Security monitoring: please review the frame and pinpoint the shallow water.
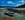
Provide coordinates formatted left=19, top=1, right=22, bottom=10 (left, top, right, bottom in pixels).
left=0, top=12, right=4, bottom=17
left=14, top=13, right=25, bottom=20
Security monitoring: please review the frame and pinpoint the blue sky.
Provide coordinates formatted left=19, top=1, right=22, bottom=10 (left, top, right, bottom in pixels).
left=0, top=0, right=25, bottom=7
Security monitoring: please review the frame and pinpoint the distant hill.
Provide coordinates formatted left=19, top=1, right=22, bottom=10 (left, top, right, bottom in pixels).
left=15, top=4, right=25, bottom=8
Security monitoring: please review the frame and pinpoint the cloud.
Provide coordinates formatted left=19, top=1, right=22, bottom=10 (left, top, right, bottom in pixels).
left=19, top=0, right=25, bottom=4
left=1, top=5, right=5, bottom=6
left=7, top=1, right=15, bottom=4
left=0, top=5, right=9, bottom=6
left=16, top=4, right=24, bottom=7
left=1, top=5, right=7, bottom=6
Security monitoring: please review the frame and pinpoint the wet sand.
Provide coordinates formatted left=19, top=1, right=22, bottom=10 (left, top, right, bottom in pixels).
left=0, top=15, right=14, bottom=20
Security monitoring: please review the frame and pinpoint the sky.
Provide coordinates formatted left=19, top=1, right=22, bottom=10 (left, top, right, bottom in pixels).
left=0, top=0, right=25, bottom=7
